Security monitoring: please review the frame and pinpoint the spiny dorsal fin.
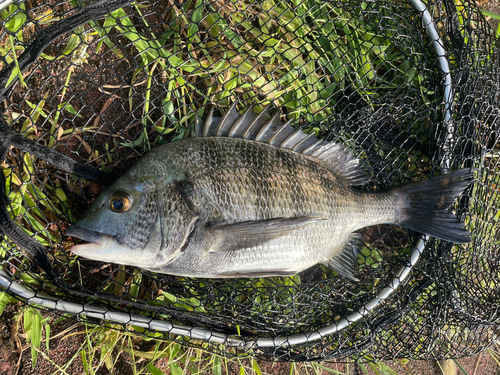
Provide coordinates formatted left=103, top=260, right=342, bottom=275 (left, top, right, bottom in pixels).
left=241, top=106, right=271, bottom=139
left=254, top=112, right=282, bottom=142
left=215, top=101, right=240, bottom=137
left=267, top=118, right=295, bottom=146
left=228, top=106, right=254, bottom=137
left=193, top=113, right=202, bottom=137
left=203, top=107, right=215, bottom=137
left=190, top=104, right=370, bottom=186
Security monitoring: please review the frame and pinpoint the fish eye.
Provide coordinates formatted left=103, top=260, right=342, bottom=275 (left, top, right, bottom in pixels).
left=109, top=192, right=132, bottom=212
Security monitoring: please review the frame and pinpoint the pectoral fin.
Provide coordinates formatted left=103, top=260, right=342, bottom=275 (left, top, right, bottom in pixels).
left=206, top=217, right=324, bottom=253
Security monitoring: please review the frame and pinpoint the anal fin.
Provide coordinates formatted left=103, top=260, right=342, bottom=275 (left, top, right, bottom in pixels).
left=218, top=269, right=299, bottom=278
left=323, top=233, right=363, bottom=282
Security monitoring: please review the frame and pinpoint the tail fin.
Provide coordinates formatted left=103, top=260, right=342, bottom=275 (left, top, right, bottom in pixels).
left=394, top=168, right=473, bottom=243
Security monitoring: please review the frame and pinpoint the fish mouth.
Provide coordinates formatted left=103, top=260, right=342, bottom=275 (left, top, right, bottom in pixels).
left=66, top=226, right=113, bottom=253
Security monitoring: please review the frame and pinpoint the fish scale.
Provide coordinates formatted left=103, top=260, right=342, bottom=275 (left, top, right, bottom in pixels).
left=142, top=137, right=407, bottom=277
left=67, top=105, right=473, bottom=280
left=188, top=168, right=329, bottom=222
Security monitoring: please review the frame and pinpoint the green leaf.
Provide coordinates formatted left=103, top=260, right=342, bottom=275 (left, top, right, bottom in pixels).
left=103, top=342, right=115, bottom=372
left=40, top=52, right=56, bottom=61
left=167, top=54, right=185, bottom=67
left=160, top=291, right=177, bottom=303
left=212, top=356, right=222, bottom=375
left=23, top=307, right=33, bottom=339
left=169, top=362, right=183, bottom=375
left=81, top=350, right=90, bottom=374
left=147, top=364, right=166, bottom=375
left=192, top=0, right=204, bottom=23
left=120, top=132, right=146, bottom=148
left=163, top=100, right=175, bottom=119
left=55, top=188, right=67, bottom=202
left=45, top=323, right=50, bottom=355
left=62, top=102, right=79, bottom=116
left=250, top=358, right=262, bottom=375
left=311, top=363, right=346, bottom=374
left=481, top=9, right=500, bottom=20
left=22, top=153, right=34, bottom=175
left=377, top=362, right=399, bottom=375
left=170, top=343, right=181, bottom=359
left=4, top=5, right=27, bottom=33
left=0, top=293, right=14, bottom=316
left=63, top=33, right=80, bottom=56
left=31, top=310, right=43, bottom=369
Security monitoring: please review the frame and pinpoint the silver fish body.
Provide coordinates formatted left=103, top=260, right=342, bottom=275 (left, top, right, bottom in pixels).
left=67, top=104, right=473, bottom=279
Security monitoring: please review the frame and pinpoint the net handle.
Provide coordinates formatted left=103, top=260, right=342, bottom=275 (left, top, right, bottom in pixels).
left=0, top=0, right=456, bottom=349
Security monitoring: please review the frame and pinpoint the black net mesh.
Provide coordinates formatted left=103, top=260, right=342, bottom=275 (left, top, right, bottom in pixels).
left=0, top=0, right=498, bottom=361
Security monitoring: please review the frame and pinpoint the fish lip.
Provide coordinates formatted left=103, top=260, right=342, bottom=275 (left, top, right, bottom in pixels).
left=66, top=226, right=112, bottom=248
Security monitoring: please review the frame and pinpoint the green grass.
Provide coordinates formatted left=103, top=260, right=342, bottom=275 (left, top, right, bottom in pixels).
left=0, top=301, right=416, bottom=374
left=480, top=9, right=500, bottom=36
left=77, top=0, right=432, bottom=154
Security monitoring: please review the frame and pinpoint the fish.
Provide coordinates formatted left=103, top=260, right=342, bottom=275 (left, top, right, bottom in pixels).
left=66, top=103, right=473, bottom=280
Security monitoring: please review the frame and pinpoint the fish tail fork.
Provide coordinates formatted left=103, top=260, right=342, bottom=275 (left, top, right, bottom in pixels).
left=392, top=168, right=474, bottom=243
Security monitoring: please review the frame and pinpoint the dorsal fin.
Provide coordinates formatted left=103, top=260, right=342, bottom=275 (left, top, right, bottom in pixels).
left=228, top=106, right=254, bottom=137
left=241, top=106, right=271, bottom=139
left=267, top=119, right=295, bottom=146
left=255, top=112, right=281, bottom=142
left=189, top=104, right=370, bottom=186
left=203, top=107, right=215, bottom=137
left=215, top=101, right=240, bottom=136
left=282, top=129, right=312, bottom=150
left=193, top=113, right=202, bottom=137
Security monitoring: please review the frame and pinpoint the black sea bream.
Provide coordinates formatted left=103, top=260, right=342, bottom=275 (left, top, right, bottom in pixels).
left=66, top=104, right=473, bottom=280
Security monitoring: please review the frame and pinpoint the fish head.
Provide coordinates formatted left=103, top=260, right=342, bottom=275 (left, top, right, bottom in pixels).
left=67, top=172, right=166, bottom=268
